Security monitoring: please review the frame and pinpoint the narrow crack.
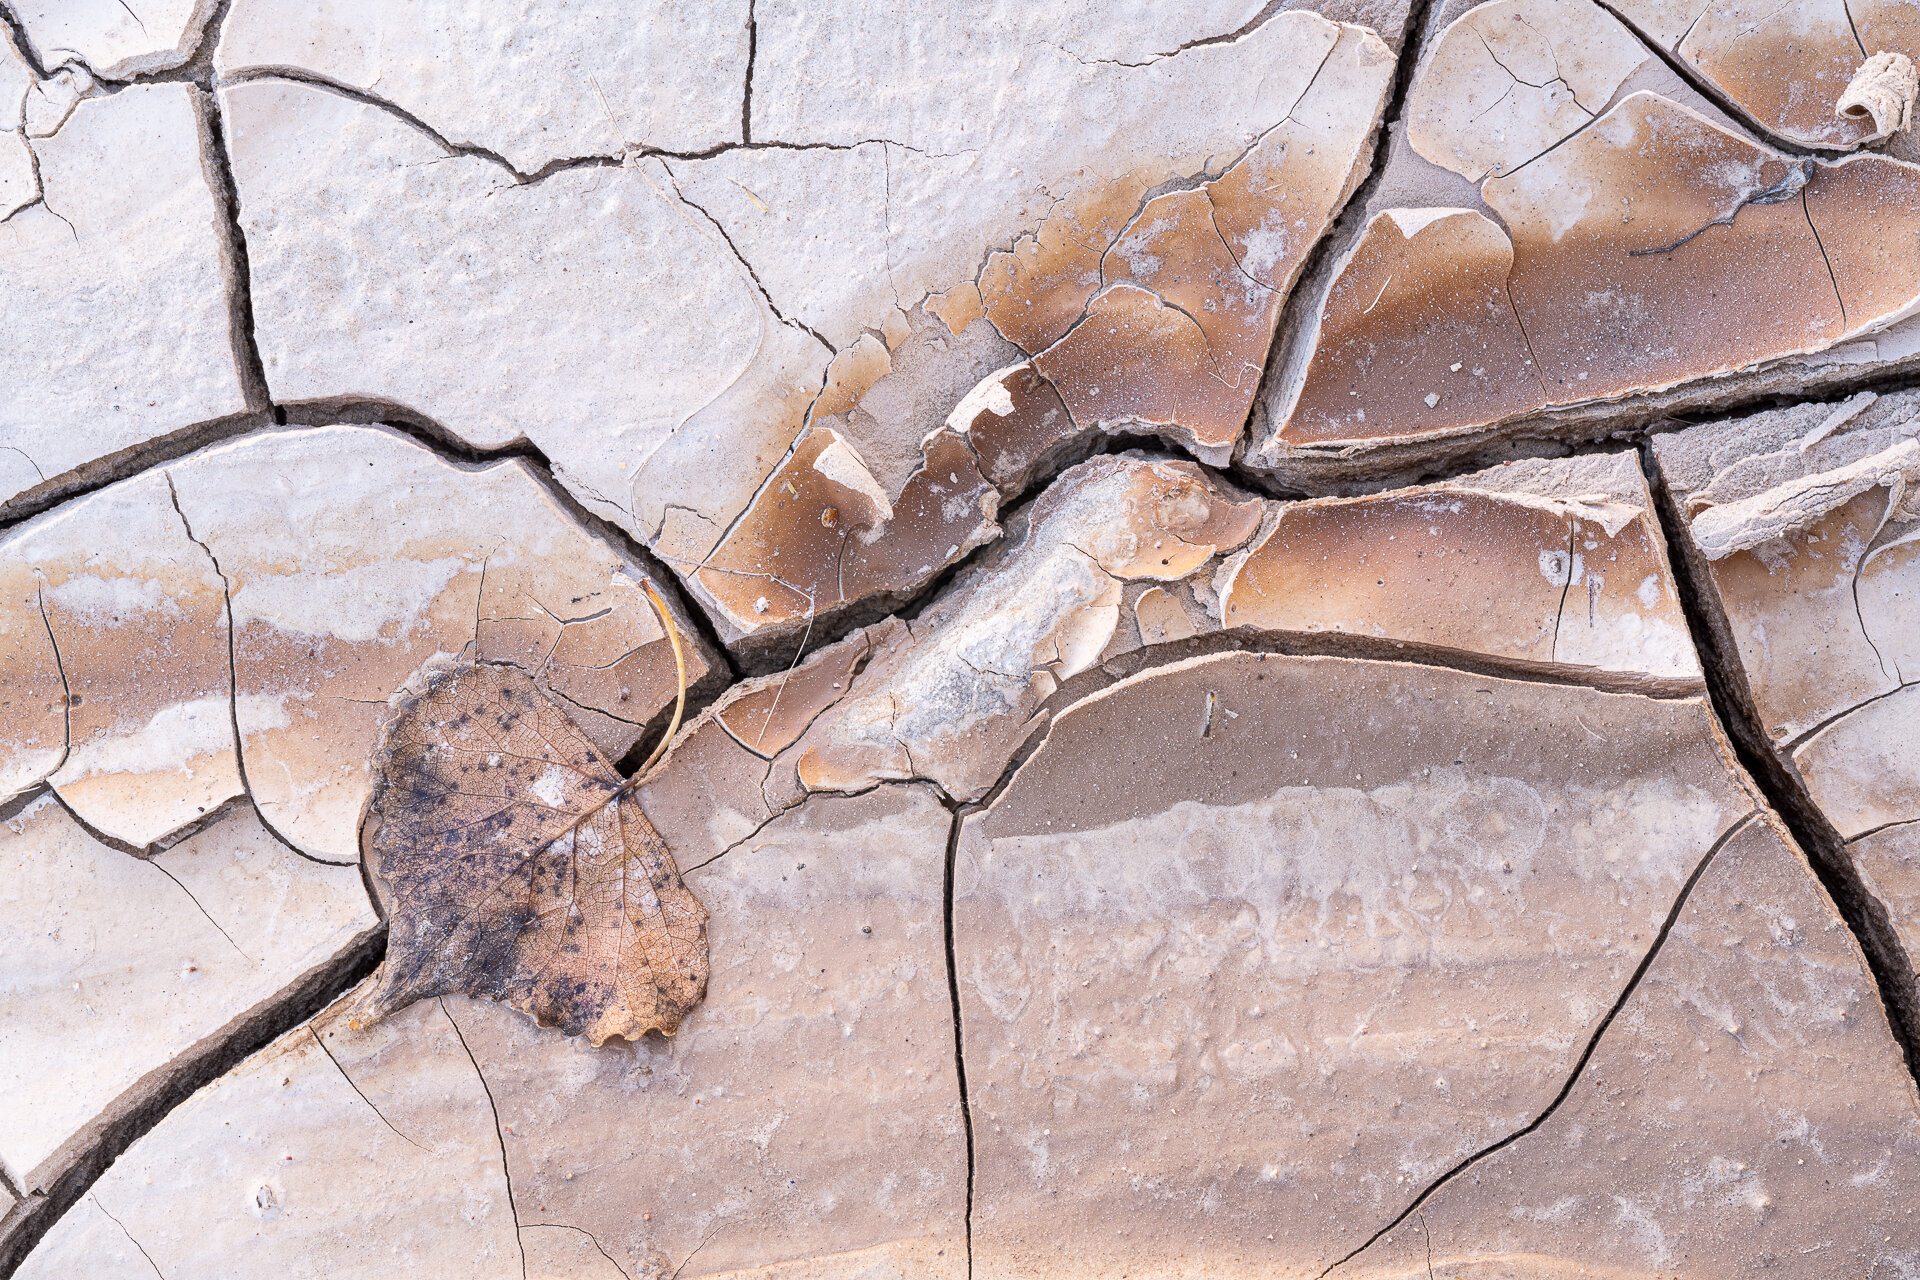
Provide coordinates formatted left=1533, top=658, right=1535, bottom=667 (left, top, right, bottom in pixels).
left=940, top=800, right=977, bottom=1279
left=163, top=470, right=260, bottom=865
left=33, top=582, right=72, bottom=781
left=89, top=1195, right=164, bottom=1280
left=669, top=1224, right=721, bottom=1280
left=308, top=1027, right=431, bottom=1153
left=1802, top=188, right=1849, bottom=329
left=525, top=1222, right=633, bottom=1279
left=1627, top=159, right=1813, bottom=257
left=1049, top=0, right=1306, bottom=67
left=1836, top=0, right=1868, bottom=59
left=190, top=86, right=272, bottom=413
left=1781, top=677, right=1913, bottom=753
left=440, top=999, right=527, bottom=1280
left=658, top=163, right=835, bottom=354
left=214, top=67, right=531, bottom=180
left=1548, top=521, right=1576, bottom=662
left=1851, top=477, right=1905, bottom=682
left=1322, top=811, right=1758, bottom=1277
left=1851, top=814, right=1920, bottom=843
left=151, top=860, right=255, bottom=963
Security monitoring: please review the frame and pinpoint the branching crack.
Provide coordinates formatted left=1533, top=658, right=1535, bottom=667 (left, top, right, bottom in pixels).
left=1627, top=159, right=1813, bottom=257
left=658, top=161, right=835, bottom=355
left=1047, top=0, right=1293, bottom=67
left=525, top=1222, right=633, bottom=1278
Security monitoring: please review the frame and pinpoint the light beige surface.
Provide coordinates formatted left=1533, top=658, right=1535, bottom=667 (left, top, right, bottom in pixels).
left=20, top=784, right=967, bottom=1280
left=2, top=469, right=240, bottom=849
left=217, top=0, right=748, bottom=173
left=956, top=650, right=1756, bottom=1277
left=1348, top=815, right=1920, bottom=1277
left=163, top=424, right=711, bottom=863
left=11, top=0, right=215, bottom=79
left=0, top=80, right=247, bottom=515
left=0, top=797, right=374, bottom=1192
left=1408, top=0, right=1647, bottom=180
left=14, top=994, right=521, bottom=1280
left=219, top=4, right=1400, bottom=651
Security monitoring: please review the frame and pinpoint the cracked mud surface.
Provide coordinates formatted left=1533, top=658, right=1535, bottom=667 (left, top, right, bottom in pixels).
left=5, top=0, right=1920, bottom=1276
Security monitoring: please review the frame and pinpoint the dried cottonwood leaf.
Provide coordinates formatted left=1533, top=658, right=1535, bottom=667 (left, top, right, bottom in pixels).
left=351, top=661, right=708, bottom=1045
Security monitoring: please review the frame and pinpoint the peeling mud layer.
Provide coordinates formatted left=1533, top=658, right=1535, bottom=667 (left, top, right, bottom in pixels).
left=7, top=0, right=1920, bottom=1276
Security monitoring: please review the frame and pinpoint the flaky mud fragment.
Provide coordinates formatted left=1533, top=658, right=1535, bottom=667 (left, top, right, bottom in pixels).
left=1220, top=453, right=1698, bottom=682
left=939, top=361, right=1077, bottom=494
left=791, top=456, right=1261, bottom=801
left=11, top=1, right=214, bottom=80
left=1655, top=395, right=1920, bottom=740
left=693, top=424, right=999, bottom=641
left=355, top=662, right=707, bottom=1047
left=1026, top=24, right=1397, bottom=465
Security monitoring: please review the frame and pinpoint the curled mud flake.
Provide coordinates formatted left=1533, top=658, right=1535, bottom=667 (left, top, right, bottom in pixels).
left=1837, top=51, right=1919, bottom=141
left=351, top=662, right=708, bottom=1046
left=1406, top=0, right=1649, bottom=180
left=1133, top=586, right=1198, bottom=644
left=842, top=432, right=999, bottom=600
left=1276, top=208, right=1544, bottom=446
left=1690, top=437, right=1920, bottom=558
left=695, top=427, right=891, bottom=631
left=791, top=457, right=1258, bottom=802
left=699, top=424, right=997, bottom=639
